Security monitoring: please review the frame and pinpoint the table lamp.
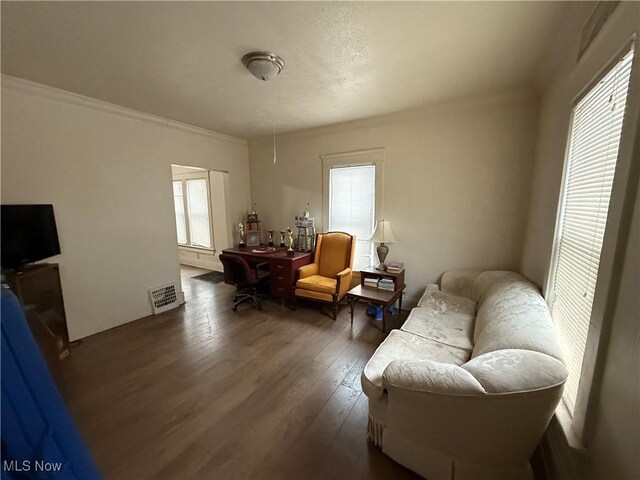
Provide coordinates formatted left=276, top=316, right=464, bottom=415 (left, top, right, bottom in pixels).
left=368, top=219, right=398, bottom=271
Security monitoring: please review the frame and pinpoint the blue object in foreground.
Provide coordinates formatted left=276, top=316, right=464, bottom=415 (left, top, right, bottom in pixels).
left=1, top=287, right=102, bottom=480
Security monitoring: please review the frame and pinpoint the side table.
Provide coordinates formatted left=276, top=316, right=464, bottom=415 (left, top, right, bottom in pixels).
left=346, top=267, right=406, bottom=333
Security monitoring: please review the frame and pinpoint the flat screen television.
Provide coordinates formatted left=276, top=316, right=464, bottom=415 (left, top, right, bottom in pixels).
left=1, top=204, right=61, bottom=270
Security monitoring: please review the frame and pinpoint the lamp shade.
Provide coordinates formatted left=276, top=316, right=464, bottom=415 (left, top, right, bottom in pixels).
left=368, top=220, right=398, bottom=243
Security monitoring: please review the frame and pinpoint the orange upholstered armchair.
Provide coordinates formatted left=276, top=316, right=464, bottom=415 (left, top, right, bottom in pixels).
left=294, top=231, right=356, bottom=320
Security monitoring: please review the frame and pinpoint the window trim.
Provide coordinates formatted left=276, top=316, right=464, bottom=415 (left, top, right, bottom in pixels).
left=545, top=38, right=639, bottom=443
left=320, top=148, right=385, bottom=271
left=173, top=171, right=215, bottom=252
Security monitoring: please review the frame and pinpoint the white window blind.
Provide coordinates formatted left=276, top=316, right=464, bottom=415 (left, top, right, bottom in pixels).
left=186, top=179, right=212, bottom=249
left=550, top=47, right=634, bottom=414
left=329, top=164, right=376, bottom=270
left=173, top=181, right=188, bottom=245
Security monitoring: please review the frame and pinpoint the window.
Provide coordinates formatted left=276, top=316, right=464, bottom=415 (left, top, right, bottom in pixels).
left=329, top=164, right=376, bottom=270
left=321, top=148, right=384, bottom=271
left=548, top=47, right=634, bottom=415
left=172, top=177, right=213, bottom=249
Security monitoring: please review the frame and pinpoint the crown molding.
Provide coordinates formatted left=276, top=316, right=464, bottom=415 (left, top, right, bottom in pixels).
left=1, top=75, right=248, bottom=146
left=319, top=147, right=385, bottom=161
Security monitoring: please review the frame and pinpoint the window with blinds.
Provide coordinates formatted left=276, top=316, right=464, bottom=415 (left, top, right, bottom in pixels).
left=549, top=46, right=634, bottom=415
left=329, top=164, right=376, bottom=270
left=172, top=177, right=213, bottom=249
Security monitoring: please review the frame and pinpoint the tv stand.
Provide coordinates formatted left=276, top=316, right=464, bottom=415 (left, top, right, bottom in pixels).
left=5, top=263, right=70, bottom=374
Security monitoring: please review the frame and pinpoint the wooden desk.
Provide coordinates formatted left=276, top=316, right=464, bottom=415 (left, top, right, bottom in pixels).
left=221, top=248, right=313, bottom=304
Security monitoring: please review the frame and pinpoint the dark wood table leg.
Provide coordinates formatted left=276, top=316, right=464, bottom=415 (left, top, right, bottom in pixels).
left=399, top=292, right=403, bottom=312
left=349, top=297, right=355, bottom=325
left=382, top=304, right=387, bottom=334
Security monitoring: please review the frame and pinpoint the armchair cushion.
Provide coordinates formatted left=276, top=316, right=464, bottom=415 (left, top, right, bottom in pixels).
left=318, top=233, right=354, bottom=278
left=296, top=275, right=337, bottom=295
left=294, top=289, right=333, bottom=303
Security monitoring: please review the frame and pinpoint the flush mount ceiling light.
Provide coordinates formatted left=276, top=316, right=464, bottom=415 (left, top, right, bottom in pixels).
left=242, top=52, right=285, bottom=81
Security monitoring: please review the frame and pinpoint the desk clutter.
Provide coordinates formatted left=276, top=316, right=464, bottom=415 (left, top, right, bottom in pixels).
left=237, top=203, right=317, bottom=253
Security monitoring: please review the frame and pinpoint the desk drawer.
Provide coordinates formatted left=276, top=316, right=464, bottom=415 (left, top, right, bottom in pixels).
left=270, top=262, right=293, bottom=298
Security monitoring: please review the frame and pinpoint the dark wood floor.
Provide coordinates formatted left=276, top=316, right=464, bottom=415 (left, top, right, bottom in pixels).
left=59, top=268, right=420, bottom=480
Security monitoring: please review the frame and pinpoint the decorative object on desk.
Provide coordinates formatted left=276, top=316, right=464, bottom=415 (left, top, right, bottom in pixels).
left=386, top=261, right=404, bottom=273
left=247, top=204, right=259, bottom=223
left=268, top=230, right=274, bottom=247
left=279, top=230, right=286, bottom=248
left=251, top=247, right=276, bottom=254
left=295, top=208, right=315, bottom=252
left=368, top=219, right=398, bottom=271
left=192, top=270, right=226, bottom=285
left=238, top=223, right=246, bottom=248
left=245, top=206, right=262, bottom=247
left=286, top=228, right=295, bottom=255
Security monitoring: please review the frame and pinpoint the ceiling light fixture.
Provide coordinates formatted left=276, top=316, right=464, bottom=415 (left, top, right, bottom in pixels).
left=242, top=52, right=285, bottom=81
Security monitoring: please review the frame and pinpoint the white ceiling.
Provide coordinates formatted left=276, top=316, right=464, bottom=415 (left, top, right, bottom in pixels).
left=1, top=2, right=568, bottom=139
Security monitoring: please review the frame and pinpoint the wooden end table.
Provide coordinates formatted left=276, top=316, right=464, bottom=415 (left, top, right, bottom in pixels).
left=347, top=267, right=406, bottom=333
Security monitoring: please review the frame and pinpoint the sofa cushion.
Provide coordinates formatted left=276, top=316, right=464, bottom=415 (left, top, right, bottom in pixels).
left=417, top=287, right=477, bottom=315
left=463, top=349, right=568, bottom=393
left=471, top=273, right=563, bottom=361
left=362, top=329, right=470, bottom=399
left=295, top=275, right=337, bottom=295
left=440, top=270, right=483, bottom=299
left=401, top=308, right=474, bottom=352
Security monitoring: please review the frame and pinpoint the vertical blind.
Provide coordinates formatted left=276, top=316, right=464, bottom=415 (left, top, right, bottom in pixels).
left=550, top=46, right=634, bottom=414
left=329, top=165, right=376, bottom=270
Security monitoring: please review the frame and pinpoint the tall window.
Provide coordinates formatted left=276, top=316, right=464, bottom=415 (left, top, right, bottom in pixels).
left=548, top=47, right=634, bottom=414
left=328, top=165, right=376, bottom=270
left=172, top=177, right=213, bottom=249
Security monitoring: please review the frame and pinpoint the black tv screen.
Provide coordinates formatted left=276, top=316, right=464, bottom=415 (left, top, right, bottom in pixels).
left=1, top=204, right=61, bottom=270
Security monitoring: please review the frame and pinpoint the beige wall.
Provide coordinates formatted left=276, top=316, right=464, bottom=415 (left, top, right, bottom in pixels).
left=249, top=89, right=539, bottom=304
left=519, top=2, right=639, bottom=478
left=1, top=77, right=251, bottom=340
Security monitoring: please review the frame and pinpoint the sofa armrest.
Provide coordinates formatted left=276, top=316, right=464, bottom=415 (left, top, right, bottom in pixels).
left=298, top=263, right=318, bottom=280
left=383, top=359, right=486, bottom=396
left=336, top=267, right=353, bottom=299
left=381, top=358, right=566, bottom=468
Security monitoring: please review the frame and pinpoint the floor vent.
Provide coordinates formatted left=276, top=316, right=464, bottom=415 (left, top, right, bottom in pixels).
left=148, top=283, right=179, bottom=314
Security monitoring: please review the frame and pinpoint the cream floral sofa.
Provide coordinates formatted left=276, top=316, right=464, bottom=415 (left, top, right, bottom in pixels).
left=361, top=270, right=568, bottom=480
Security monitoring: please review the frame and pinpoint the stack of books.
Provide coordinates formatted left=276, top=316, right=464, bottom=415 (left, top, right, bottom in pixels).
left=363, top=277, right=379, bottom=288
left=386, top=261, right=404, bottom=273
left=378, top=278, right=396, bottom=291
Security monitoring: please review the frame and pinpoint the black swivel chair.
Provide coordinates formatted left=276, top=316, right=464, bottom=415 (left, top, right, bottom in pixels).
left=219, top=254, right=270, bottom=311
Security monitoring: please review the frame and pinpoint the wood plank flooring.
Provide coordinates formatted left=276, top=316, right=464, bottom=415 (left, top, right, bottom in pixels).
left=59, top=267, right=420, bottom=480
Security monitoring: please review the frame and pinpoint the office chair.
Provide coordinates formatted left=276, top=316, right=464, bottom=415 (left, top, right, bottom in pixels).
left=219, top=253, right=270, bottom=311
